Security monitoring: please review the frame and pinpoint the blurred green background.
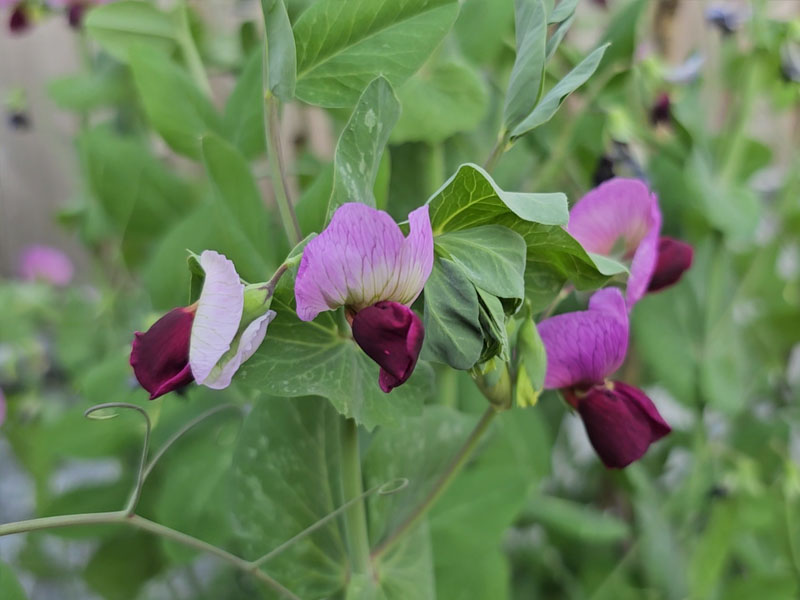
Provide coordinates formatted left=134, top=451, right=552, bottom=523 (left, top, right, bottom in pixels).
left=1, top=0, right=799, bottom=598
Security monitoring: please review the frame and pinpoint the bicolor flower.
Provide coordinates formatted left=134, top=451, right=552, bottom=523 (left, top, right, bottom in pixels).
left=130, top=250, right=275, bottom=400
left=18, top=244, right=74, bottom=286
left=568, top=178, right=662, bottom=307
left=539, top=288, right=671, bottom=468
left=295, top=203, right=433, bottom=393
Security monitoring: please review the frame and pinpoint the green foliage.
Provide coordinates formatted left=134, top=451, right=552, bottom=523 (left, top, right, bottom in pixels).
left=85, top=0, right=179, bottom=62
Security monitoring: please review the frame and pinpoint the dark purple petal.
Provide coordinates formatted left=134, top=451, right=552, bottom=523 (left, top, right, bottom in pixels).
left=67, top=2, right=87, bottom=28
left=539, top=288, right=629, bottom=389
left=647, top=236, right=693, bottom=293
left=351, top=301, right=424, bottom=393
left=8, top=3, right=29, bottom=33
left=575, top=381, right=671, bottom=469
left=131, top=307, right=196, bottom=400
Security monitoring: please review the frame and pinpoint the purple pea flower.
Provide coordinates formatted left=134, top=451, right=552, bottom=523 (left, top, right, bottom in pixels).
left=18, top=244, right=74, bottom=286
left=539, top=288, right=671, bottom=468
left=131, top=250, right=275, bottom=399
left=295, top=203, right=433, bottom=393
left=568, top=178, right=692, bottom=305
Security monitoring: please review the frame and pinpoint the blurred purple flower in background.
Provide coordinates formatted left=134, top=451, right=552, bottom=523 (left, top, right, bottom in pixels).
left=17, top=244, right=74, bottom=286
left=295, top=203, right=433, bottom=392
left=539, top=288, right=671, bottom=468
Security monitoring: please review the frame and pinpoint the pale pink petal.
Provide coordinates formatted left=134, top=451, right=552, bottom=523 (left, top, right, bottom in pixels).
left=567, top=178, right=661, bottom=306
left=538, top=288, right=628, bottom=389
left=18, top=245, right=74, bottom=286
left=202, top=310, right=275, bottom=389
left=295, top=204, right=434, bottom=321
left=189, top=250, right=245, bottom=384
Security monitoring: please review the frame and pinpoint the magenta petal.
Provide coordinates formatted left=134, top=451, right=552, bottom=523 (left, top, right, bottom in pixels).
left=576, top=381, right=671, bottom=469
left=567, top=178, right=662, bottom=306
left=130, top=307, right=196, bottom=400
left=18, top=245, right=74, bottom=286
left=647, top=236, right=694, bottom=293
left=295, top=204, right=433, bottom=321
left=351, top=301, right=425, bottom=393
left=538, top=288, right=628, bottom=389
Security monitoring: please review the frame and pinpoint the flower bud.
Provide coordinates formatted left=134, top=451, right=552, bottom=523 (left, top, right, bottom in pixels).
left=473, top=357, right=512, bottom=411
left=515, top=316, right=547, bottom=408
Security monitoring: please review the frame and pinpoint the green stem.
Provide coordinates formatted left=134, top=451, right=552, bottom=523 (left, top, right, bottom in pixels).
left=371, top=406, right=497, bottom=560
left=483, top=132, right=510, bottom=174
left=264, top=92, right=302, bottom=246
left=0, top=512, right=299, bottom=600
left=341, top=419, right=372, bottom=576
left=176, top=1, right=212, bottom=96
left=719, top=60, right=759, bottom=183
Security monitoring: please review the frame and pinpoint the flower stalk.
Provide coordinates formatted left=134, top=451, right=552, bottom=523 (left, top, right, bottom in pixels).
left=342, top=418, right=373, bottom=576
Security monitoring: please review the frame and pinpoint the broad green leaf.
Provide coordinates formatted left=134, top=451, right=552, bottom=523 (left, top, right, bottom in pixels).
left=520, top=494, right=631, bottom=543
left=392, top=60, right=488, bottom=144
left=293, top=0, right=459, bottom=107
left=85, top=532, right=164, bottom=600
left=427, top=164, right=607, bottom=310
left=328, top=77, right=401, bottom=217
left=129, top=45, right=223, bottom=159
left=0, top=561, right=28, bottom=600
left=85, top=0, right=178, bottom=63
left=261, top=0, right=296, bottom=101
left=435, top=225, right=527, bottom=300
left=428, top=164, right=568, bottom=234
left=230, top=396, right=347, bottom=599
left=201, top=133, right=277, bottom=267
left=223, top=49, right=266, bottom=158
left=503, top=0, right=548, bottom=131
left=422, top=258, right=484, bottom=370
left=237, top=281, right=432, bottom=430
left=510, top=43, right=610, bottom=139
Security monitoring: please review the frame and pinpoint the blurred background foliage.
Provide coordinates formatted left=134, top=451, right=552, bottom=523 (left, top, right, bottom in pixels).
left=0, top=0, right=799, bottom=598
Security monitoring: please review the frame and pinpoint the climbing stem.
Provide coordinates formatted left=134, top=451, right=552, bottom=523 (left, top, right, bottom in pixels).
left=264, top=92, right=302, bottom=246
left=341, top=418, right=372, bottom=576
left=371, top=406, right=497, bottom=560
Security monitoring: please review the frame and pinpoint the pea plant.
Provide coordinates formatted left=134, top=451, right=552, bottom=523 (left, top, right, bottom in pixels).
left=1, top=0, right=798, bottom=598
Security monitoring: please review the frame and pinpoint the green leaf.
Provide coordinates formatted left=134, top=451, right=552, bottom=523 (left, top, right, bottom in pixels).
left=454, top=0, right=514, bottom=64
left=520, top=494, right=632, bottom=543
left=129, top=45, right=223, bottom=159
left=510, top=43, right=610, bottom=139
left=422, top=258, right=484, bottom=370
left=588, top=252, right=629, bottom=276
left=261, top=0, right=296, bottom=101
left=231, top=396, right=347, bottom=598
left=47, top=65, right=129, bottom=112
left=85, top=532, right=164, bottom=600
left=236, top=281, right=432, bottom=430
left=0, top=561, right=28, bottom=600
left=428, top=164, right=568, bottom=234
left=548, top=0, right=579, bottom=23
left=392, top=60, right=488, bottom=144
left=223, top=49, right=266, bottom=158
left=293, top=0, right=459, bottom=107
left=427, top=164, right=607, bottom=311
left=201, top=133, right=276, bottom=266
left=545, top=0, right=579, bottom=59
left=503, top=0, right=548, bottom=131
left=435, top=225, right=527, bottom=300
left=328, top=77, right=401, bottom=218
left=85, top=0, right=178, bottom=63
left=476, top=288, right=510, bottom=363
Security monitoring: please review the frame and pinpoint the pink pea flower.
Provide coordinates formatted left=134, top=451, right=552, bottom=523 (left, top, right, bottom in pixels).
left=295, top=203, right=433, bottom=393
left=18, top=244, right=74, bottom=286
left=568, top=178, right=662, bottom=307
left=539, top=288, right=671, bottom=468
left=130, top=250, right=275, bottom=399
